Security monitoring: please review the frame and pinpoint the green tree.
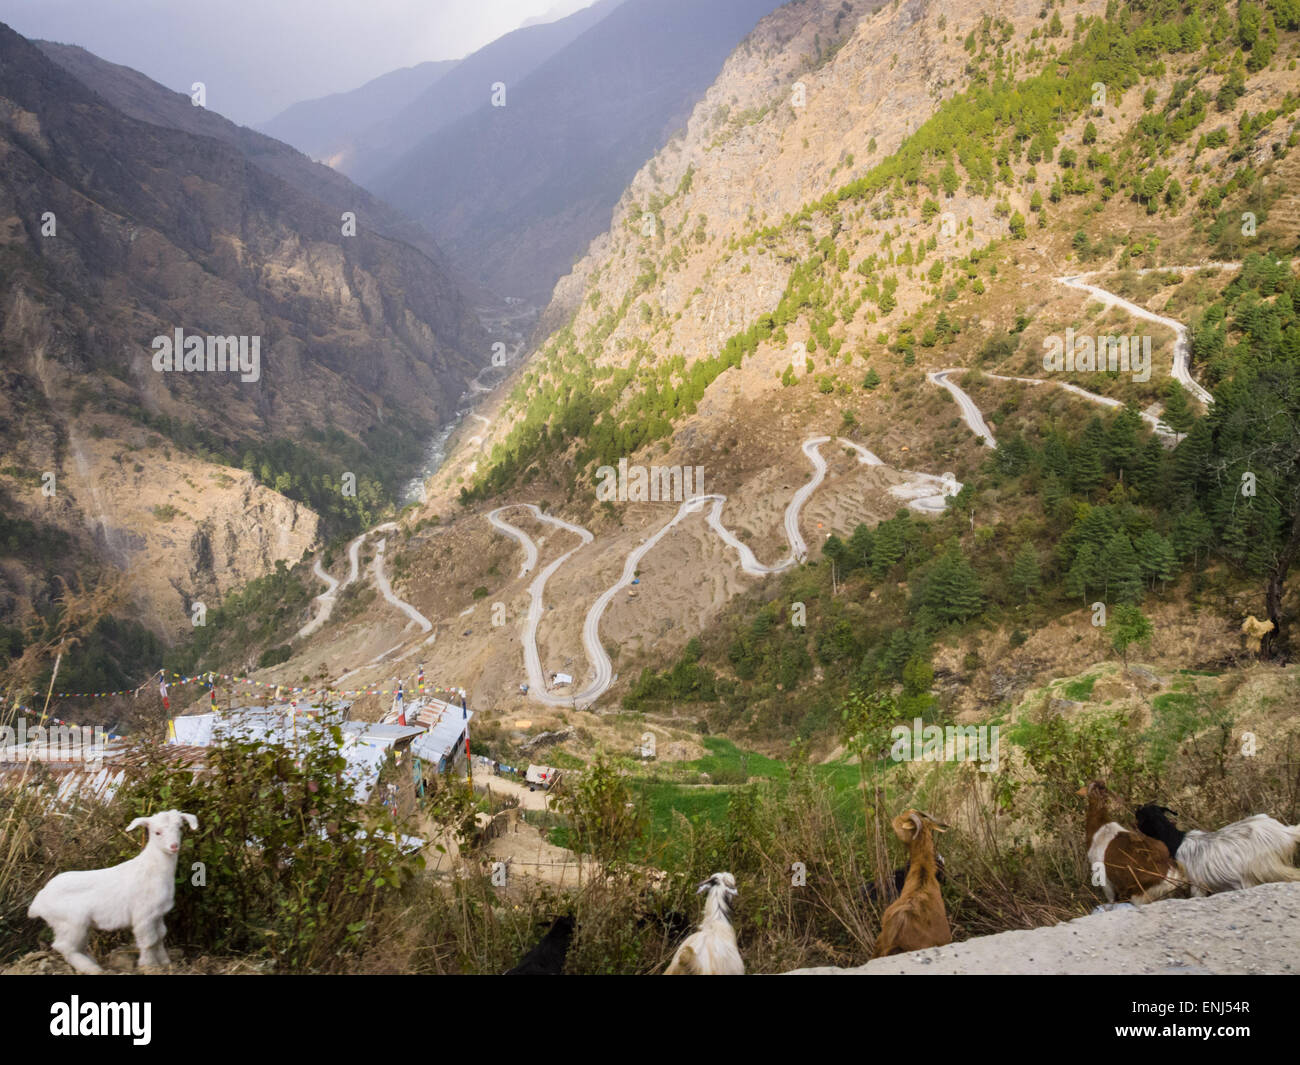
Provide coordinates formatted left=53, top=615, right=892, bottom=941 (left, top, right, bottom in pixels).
left=1103, top=530, right=1144, bottom=603
left=1135, top=529, right=1178, bottom=590
left=1011, top=541, right=1042, bottom=601
left=1108, top=603, right=1153, bottom=668
left=919, top=542, right=984, bottom=621
left=1200, top=360, right=1300, bottom=653
left=1161, top=382, right=1195, bottom=433
left=940, top=161, right=960, bottom=196
left=1066, top=542, right=1100, bottom=607
left=560, top=750, right=644, bottom=867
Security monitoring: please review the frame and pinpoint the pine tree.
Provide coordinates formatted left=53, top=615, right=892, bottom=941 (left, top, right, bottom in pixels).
left=1104, top=407, right=1142, bottom=479
left=1171, top=419, right=1212, bottom=499
left=1133, top=439, right=1166, bottom=502
left=871, top=519, right=905, bottom=578
left=922, top=542, right=984, bottom=621
left=1104, top=530, right=1144, bottom=603
left=1135, top=529, right=1178, bottom=590
left=1042, top=472, right=1068, bottom=515
left=1011, top=542, right=1042, bottom=600
left=1042, top=431, right=1072, bottom=482
left=1065, top=542, right=1099, bottom=606
left=847, top=524, right=874, bottom=573
left=1109, top=604, right=1153, bottom=669
left=1071, top=418, right=1107, bottom=495
left=1161, top=382, right=1196, bottom=434
left=1171, top=507, right=1214, bottom=566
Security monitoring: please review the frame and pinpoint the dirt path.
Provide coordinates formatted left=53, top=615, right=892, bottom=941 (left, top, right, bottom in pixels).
left=789, top=882, right=1300, bottom=974
left=298, top=520, right=434, bottom=648
left=489, top=436, right=959, bottom=708
left=1056, top=270, right=1216, bottom=406
left=480, top=774, right=554, bottom=811
left=928, top=369, right=999, bottom=447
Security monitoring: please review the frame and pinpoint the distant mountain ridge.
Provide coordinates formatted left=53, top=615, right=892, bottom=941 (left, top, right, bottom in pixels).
left=275, top=0, right=627, bottom=189
left=368, top=0, right=790, bottom=302
left=35, top=40, right=462, bottom=276
left=257, top=59, right=460, bottom=171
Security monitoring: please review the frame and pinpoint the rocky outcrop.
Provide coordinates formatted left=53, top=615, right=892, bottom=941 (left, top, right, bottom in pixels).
left=789, top=882, right=1300, bottom=974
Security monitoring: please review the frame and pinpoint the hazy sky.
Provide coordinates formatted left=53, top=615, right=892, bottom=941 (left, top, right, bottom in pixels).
left=0, top=0, right=600, bottom=126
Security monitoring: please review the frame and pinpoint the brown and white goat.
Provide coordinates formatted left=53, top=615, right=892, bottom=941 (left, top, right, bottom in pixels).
left=873, top=810, right=952, bottom=958
left=1078, top=781, right=1184, bottom=904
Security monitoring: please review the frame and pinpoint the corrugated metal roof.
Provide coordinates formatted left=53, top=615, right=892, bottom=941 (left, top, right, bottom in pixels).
left=341, top=722, right=425, bottom=745
left=410, top=703, right=473, bottom=765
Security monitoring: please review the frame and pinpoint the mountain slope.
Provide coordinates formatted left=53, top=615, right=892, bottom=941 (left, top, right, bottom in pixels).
left=361, top=0, right=1297, bottom=731
left=35, top=40, right=466, bottom=275
left=340, top=0, right=625, bottom=188
left=256, top=60, right=459, bottom=169
left=369, top=0, right=792, bottom=302
left=0, top=23, right=486, bottom=632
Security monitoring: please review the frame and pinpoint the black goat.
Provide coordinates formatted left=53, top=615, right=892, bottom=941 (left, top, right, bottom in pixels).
left=504, top=915, right=574, bottom=975
left=503, top=908, right=694, bottom=975
left=1134, top=804, right=1183, bottom=851
left=862, top=853, right=946, bottom=903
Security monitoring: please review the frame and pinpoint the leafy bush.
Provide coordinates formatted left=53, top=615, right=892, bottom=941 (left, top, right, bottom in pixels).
left=120, top=732, right=420, bottom=972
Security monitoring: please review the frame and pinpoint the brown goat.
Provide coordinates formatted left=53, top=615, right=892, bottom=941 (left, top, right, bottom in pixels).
left=872, top=810, right=952, bottom=958
left=1078, top=781, right=1184, bottom=904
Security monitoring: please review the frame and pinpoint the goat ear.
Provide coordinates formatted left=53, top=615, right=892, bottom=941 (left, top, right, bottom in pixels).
left=126, top=817, right=151, bottom=833
left=180, top=813, right=198, bottom=831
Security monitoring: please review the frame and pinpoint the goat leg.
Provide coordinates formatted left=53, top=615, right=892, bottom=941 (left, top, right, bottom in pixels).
left=54, top=923, right=103, bottom=975
left=134, top=918, right=170, bottom=969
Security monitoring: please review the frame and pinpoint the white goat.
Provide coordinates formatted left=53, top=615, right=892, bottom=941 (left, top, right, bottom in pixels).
left=29, top=809, right=198, bottom=974
left=664, top=871, right=743, bottom=975
left=1135, top=804, right=1300, bottom=896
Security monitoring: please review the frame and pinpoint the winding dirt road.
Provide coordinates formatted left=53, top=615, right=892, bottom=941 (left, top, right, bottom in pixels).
left=928, top=369, right=999, bottom=448
left=297, top=265, right=1231, bottom=701
left=298, top=521, right=430, bottom=641
left=490, top=436, right=960, bottom=707
left=1057, top=272, right=1214, bottom=406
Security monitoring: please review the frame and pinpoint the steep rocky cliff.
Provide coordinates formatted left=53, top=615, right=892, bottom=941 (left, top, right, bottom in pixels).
left=0, top=22, right=484, bottom=634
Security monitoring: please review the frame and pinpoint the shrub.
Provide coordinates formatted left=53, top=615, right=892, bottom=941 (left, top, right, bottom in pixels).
left=119, top=732, right=421, bottom=972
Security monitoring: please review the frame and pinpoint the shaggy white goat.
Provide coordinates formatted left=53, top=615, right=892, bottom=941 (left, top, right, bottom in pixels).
left=1135, top=804, right=1300, bottom=896
left=664, top=871, right=743, bottom=975
left=29, top=809, right=198, bottom=974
